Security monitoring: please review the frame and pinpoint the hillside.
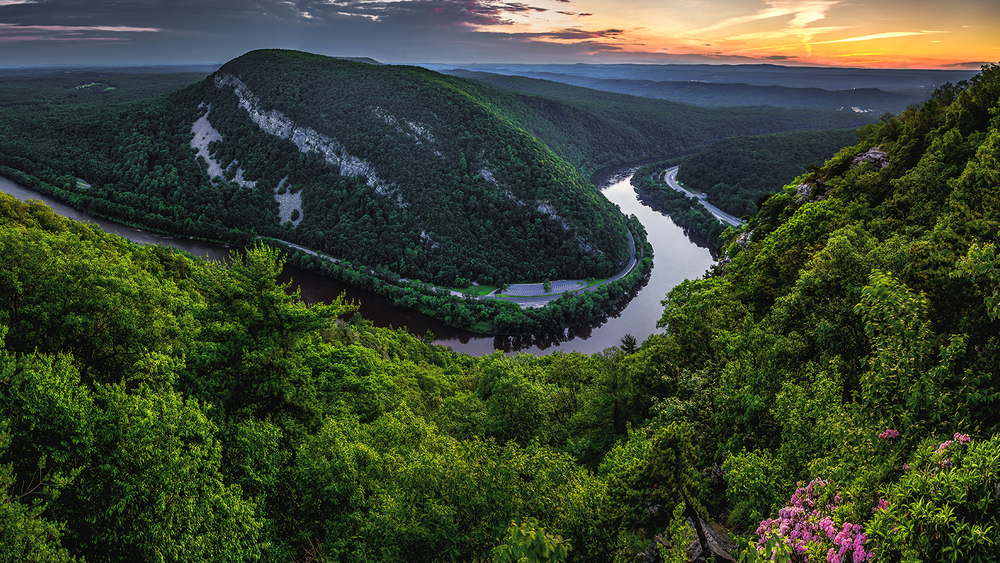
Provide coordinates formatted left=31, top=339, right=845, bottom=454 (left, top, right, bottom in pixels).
left=2, top=62, right=1000, bottom=562
left=0, top=50, right=633, bottom=289
left=0, top=49, right=883, bottom=334
left=441, top=69, right=877, bottom=173
left=446, top=69, right=923, bottom=113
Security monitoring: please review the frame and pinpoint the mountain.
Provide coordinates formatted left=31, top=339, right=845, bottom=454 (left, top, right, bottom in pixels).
left=0, top=49, right=875, bottom=295
left=421, top=62, right=980, bottom=96
left=437, top=69, right=877, bottom=174
left=444, top=68, right=926, bottom=113
left=2, top=61, right=999, bottom=563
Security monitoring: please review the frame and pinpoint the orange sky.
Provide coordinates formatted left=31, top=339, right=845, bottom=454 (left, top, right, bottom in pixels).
left=0, top=0, right=996, bottom=67
left=471, top=0, right=1000, bottom=68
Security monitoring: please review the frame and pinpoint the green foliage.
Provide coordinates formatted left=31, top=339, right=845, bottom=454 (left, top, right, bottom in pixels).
left=0, top=420, right=77, bottom=563
left=722, top=449, right=787, bottom=530
left=869, top=434, right=1000, bottom=562
left=4, top=57, right=1000, bottom=563
left=493, top=518, right=571, bottom=563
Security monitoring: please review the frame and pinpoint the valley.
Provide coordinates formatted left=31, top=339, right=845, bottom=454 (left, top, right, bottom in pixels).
left=1, top=48, right=999, bottom=562
left=0, top=50, right=882, bottom=336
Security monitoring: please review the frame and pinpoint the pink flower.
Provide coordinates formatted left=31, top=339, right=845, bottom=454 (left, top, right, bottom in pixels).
left=954, top=432, right=971, bottom=444
left=878, top=428, right=900, bottom=440
left=936, top=440, right=953, bottom=454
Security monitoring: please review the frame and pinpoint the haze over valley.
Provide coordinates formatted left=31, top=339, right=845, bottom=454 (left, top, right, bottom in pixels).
left=1, top=0, right=999, bottom=560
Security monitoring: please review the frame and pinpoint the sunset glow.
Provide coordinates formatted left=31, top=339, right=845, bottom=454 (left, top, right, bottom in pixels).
left=0, top=0, right=996, bottom=67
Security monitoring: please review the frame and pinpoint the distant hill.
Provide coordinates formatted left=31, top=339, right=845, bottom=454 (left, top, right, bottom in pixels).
left=461, top=70, right=924, bottom=113
left=441, top=69, right=876, bottom=174
left=423, top=62, right=980, bottom=96
left=0, top=50, right=879, bottom=290
left=662, top=128, right=862, bottom=216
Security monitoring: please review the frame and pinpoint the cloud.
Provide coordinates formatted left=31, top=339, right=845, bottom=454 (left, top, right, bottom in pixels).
left=942, top=61, right=991, bottom=69
left=525, top=27, right=624, bottom=41
left=696, top=0, right=842, bottom=35
left=0, top=0, right=557, bottom=30
left=0, top=22, right=158, bottom=43
left=810, top=30, right=947, bottom=44
left=689, top=0, right=844, bottom=56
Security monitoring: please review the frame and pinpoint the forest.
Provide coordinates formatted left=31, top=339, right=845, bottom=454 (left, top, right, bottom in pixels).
left=0, top=50, right=885, bottom=333
left=629, top=128, right=862, bottom=250
left=2, top=61, right=1000, bottom=562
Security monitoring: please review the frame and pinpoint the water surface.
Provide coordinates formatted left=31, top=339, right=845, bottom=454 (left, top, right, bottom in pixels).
left=1, top=171, right=716, bottom=355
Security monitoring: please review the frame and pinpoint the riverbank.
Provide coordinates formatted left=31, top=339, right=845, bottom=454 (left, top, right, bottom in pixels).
left=0, top=167, right=654, bottom=337
left=1, top=168, right=715, bottom=355
left=266, top=216, right=652, bottom=336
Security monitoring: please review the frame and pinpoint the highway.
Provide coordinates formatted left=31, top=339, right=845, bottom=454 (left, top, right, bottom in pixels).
left=659, top=166, right=745, bottom=227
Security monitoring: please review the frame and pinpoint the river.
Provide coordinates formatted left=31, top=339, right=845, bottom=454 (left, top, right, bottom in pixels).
left=0, top=170, right=715, bottom=356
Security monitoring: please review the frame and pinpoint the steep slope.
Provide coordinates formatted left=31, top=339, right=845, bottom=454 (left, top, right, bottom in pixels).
left=180, top=50, right=630, bottom=286
left=610, top=63, right=1000, bottom=559
left=442, top=69, right=877, bottom=173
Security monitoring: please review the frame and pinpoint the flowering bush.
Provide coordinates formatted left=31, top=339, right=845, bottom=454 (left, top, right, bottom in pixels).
left=754, top=479, right=872, bottom=563
left=869, top=433, right=1000, bottom=562
left=878, top=428, right=900, bottom=440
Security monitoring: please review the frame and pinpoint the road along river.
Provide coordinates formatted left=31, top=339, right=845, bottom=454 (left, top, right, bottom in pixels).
left=0, top=169, right=716, bottom=355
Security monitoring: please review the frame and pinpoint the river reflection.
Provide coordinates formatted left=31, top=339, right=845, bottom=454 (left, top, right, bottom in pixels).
left=0, top=169, right=715, bottom=356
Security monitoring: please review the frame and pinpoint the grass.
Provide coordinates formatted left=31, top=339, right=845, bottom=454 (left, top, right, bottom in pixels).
left=449, top=284, right=499, bottom=296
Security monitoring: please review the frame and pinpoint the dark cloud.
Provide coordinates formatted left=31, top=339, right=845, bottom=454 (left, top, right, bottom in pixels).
left=0, top=0, right=552, bottom=29
left=764, top=55, right=791, bottom=60
left=0, top=0, right=624, bottom=65
left=525, top=28, right=624, bottom=41
left=942, top=61, right=992, bottom=69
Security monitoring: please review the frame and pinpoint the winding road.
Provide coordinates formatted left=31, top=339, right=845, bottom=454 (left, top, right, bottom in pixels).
left=483, top=228, right=639, bottom=308
left=268, top=228, right=639, bottom=309
left=659, top=166, right=745, bottom=227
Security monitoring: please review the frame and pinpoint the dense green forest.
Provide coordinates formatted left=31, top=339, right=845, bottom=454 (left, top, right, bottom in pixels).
left=443, top=69, right=877, bottom=174
left=0, top=50, right=882, bottom=333
left=446, top=70, right=924, bottom=113
left=3, top=62, right=1000, bottom=562
left=629, top=128, right=861, bottom=250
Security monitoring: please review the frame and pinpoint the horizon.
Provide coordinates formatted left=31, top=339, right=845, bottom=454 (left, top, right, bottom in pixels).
left=0, top=1, right=996, bottom=70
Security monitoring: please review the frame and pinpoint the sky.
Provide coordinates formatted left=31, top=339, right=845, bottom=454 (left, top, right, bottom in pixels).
left=0, top=0, right=997, bottom=69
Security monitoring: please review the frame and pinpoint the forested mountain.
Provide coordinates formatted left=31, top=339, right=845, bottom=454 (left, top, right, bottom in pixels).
left=2, top=62, right=1000, bottom=562
left=1, top=50, right=633, bottom=288
left=423, top=62, right=978, bottom=96
left=633, top=127, right=859, bottom=223
left=441, top=69, right=876, bottom=173
left=0, top=49, right=880, bottom=333
left=446, top=69, right=923, bottom=113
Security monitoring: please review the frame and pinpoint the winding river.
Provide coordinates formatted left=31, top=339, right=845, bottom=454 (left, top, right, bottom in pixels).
left=0, top=169, right=715, bottom=356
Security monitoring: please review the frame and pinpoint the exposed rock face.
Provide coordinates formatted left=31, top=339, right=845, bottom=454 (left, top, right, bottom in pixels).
left=851, top=146, right=889, bottom=170
left=273, top=177, right=302, bottom=227
left=642, top=516, right=736, bottom=563
left=190, top=104, right=256, bottom=189
left=794, top=182, right=827, bottom=204
left=215, top=74, right=405, bottom=205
